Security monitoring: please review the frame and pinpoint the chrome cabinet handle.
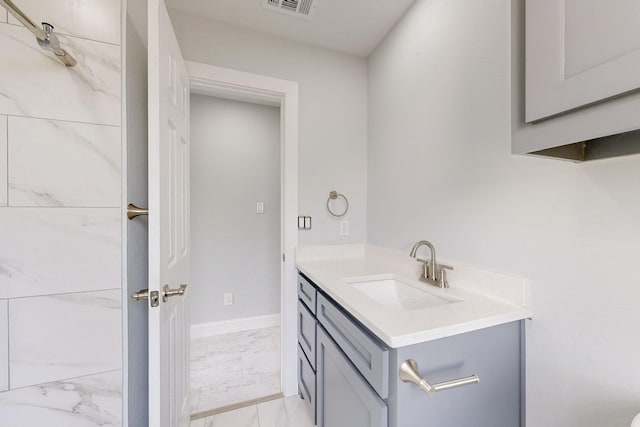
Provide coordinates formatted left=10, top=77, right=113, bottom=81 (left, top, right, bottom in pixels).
left=399, top=359, right=479, bottom=396
left=162, top=284, right=187, bottom=302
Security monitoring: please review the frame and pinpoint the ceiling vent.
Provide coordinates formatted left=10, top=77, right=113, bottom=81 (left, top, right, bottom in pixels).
left=263, top=0, right=317, bottom=19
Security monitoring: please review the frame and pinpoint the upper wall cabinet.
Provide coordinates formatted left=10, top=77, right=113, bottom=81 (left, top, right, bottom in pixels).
left=526, top=0, right=640, bottom=123
left=511, top=0, right=640, bottom=162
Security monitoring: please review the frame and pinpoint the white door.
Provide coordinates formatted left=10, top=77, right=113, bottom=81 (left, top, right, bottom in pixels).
left=526, top=0, right=640, bottom=122
left=148, top=0, right=191, bottom=426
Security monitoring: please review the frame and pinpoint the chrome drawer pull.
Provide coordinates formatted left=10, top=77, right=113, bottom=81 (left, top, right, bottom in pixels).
left=399, top=359, right=479, bottom=396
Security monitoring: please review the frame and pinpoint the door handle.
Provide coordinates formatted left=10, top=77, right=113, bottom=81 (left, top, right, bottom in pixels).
left=127, top=203, right=149, bottom=220
left=132, top=288, right=149, bottom=301
left=162, top=284, right=187, bottom=302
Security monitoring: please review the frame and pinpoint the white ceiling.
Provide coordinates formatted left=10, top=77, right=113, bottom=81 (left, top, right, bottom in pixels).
left=165, top=0, right=416, bottom=57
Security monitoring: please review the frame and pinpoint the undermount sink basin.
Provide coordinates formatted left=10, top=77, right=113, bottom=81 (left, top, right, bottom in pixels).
left=346, top=274, right=459, bottom=311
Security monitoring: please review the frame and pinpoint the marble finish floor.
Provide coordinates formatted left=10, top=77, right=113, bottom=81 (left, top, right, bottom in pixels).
left=191, top=327, right=281, bottom=415
left=190, top=396, right=314, bottom=427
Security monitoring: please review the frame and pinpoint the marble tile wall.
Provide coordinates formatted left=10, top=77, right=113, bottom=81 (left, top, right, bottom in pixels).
left=8, top=117, right=122, bottom=207
left=6, top=0, right=121, bottom=45
left=0, top=208, right=120, bottom=299
left=0, top=0, right=122, bottom=424
left=0, top=370, right=122, bottom=426
left=0, top=300, right=7, bottom=392
left=9, top=290, right=121, bottom=388
left=0, top=25, right=120, bottom=126
left=8, top=117, right=121, bottom=207
left=0, top=115, right=6, bottom=206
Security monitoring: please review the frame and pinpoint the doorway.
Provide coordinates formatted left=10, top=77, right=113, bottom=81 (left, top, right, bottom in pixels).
left=189, top=94, right=282, bottom=416
left=185, top=61, right=299, bottom=420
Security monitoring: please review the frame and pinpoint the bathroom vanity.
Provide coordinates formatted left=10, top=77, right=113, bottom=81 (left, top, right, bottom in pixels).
left=295, top=245, right=530, bottom=427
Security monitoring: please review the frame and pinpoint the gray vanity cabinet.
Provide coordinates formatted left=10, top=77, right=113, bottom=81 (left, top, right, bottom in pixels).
left=297, top=274, right=318, bottom=424
left=389, top=322, right=522, bottom=427
left=316, top=326, right=388, bottom=427
left=296, top=272, right=524, bottom=427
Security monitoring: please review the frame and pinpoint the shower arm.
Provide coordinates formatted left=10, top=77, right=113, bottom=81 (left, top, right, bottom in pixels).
left=0, top=0, right=77, bottom=67
left=1, top=0, right=47, bottom=40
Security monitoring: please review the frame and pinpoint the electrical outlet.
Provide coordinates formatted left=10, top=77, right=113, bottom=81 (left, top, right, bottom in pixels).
left=340, top=220, right=349, bottom=236
left=256, top=202, right=264, bottom=214
left=223, top=292, right=233, bottom=306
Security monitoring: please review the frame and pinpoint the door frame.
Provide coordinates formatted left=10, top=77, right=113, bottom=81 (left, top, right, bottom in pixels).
left=186, top=60, right=299, bottom=397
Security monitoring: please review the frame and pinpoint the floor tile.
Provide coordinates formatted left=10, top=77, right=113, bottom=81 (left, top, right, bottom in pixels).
left=191, top=353, right=241, bottom=390
left=203, top=405, right=259, bottom=427
left=190, top=389, right=201, bottom=413
left=242, top=350, right=280, bottom=378
left=197, top=372, right=280, bottom=413
left=191, top=327, right=281, bottom=415
left=257, top=397, right=314, bottom=427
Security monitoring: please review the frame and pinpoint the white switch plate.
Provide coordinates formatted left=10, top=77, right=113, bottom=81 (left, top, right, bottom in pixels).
left=256, top=202, right=264, bottom=214
left=223, top=292, right=233, bottom=306
left=340, top=220, right=349, bottom=236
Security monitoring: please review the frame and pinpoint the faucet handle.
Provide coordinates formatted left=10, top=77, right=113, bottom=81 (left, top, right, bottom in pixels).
left=437, top=264, right=453, bottom=288
left=414, top=258, right=431, bottom=281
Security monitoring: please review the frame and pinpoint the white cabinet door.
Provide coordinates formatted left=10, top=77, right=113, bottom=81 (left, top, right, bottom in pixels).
left=526, top=0, right=640, bottom=122
left=147, top=0, right=191, bottom=426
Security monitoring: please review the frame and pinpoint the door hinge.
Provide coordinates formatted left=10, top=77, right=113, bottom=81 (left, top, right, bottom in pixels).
left=282, top=253, right=286, bottom=262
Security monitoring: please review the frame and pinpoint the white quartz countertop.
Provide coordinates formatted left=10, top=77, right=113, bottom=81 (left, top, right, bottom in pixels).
left=296, top=245, right=531, bottom=348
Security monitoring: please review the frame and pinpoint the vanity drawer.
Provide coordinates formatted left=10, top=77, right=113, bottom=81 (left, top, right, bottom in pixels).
left=298, top=299, right=317, bottom=369
left=316, top=293, right=389, bottom=399
left=298, top=274, right=317, bottom=314
left=298, top=344, right=317, bottom=424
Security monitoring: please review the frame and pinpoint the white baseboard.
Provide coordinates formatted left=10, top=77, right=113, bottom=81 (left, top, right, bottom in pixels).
left=191, top=313, right=281, bottom=338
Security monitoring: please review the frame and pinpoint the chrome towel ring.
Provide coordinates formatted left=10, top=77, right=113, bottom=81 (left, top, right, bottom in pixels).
left=327, top=191, right=349, bottom=217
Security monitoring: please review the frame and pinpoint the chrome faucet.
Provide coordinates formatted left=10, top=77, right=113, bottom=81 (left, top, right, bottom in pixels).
left=409, top=240, right=453, bottom=288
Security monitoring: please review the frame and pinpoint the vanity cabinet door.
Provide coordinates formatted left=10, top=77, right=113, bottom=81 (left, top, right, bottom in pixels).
left=526, top=0, right=640, bottom=122
left=317, top=326, right=388, bottom=427
left=298, top=300, right=317, bottom=369
left=298, top=345, right=317, bottom=424
left=298, top=274, right=317, bottom=314
left=317, top=293, right=389, bottom=398
left=390, top=322, right=522, bottom=427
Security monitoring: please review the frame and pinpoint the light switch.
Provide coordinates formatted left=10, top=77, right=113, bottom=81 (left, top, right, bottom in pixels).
left=298, top=216, right=312, bottom=230
left=256, top=202, right=264, bottom=214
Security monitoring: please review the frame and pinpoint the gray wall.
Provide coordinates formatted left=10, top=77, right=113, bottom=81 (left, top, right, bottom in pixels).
left=168, top=8, right=368, bottom=246
left=367, top=1, right=640, bottom=426
left=190, top=95, right=281, bottom=324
